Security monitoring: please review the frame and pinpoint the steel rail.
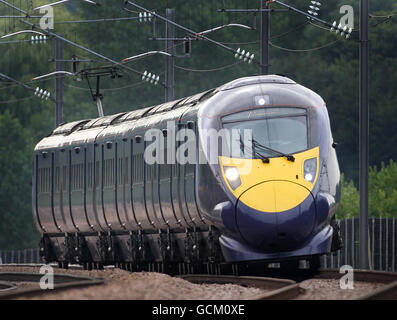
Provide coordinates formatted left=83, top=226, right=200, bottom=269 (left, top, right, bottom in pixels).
left=181, top=269, right=397, bottom=300
left=179, top=274, right=301, bottom=300
left=314, top=269, right=397, bottom=300
left=0, top=272, right=104, bottom=299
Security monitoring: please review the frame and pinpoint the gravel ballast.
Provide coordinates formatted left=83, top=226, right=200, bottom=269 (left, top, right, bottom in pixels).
left=294, top=278, right=383, bottom=300
left=0, top=265, right=266, bottom=300
left=0, top=265, right=386, bottom=300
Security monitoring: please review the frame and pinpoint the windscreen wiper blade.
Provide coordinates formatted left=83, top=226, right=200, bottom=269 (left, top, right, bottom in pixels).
left=251, top=139, right=295, bottom=162
left=239, top=137, right=270, bottom=163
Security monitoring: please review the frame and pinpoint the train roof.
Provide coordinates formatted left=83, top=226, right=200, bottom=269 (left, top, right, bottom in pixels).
left=49, top=75, right=301, bottom=137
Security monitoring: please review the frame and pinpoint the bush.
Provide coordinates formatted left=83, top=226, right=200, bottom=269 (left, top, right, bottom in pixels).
left=336, top=160, right=397, bottom=219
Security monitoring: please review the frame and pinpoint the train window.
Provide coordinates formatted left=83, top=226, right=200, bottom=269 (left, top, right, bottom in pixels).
left=160, top=163, right=171, bottom=179
left=55, top=167, right=60, bottom=192
left=95, top=161, right=99, bottom=186
left=104, top=159, right=115, bottom=187
left=223, top=114, right=308, bottom=158
left=222, top=107, right=306, bottom=123
left=88, top=162, right=92, bottom=188
left=123, top=157, right=129, bottom=184
left=118, top=158, right=129, bottom=185
left=62, top=166, right=67, bottom=190
left=133, top=154, right=144, bottom=183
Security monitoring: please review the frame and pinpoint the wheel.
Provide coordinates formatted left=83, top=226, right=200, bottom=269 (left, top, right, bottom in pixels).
left=309, top=255, right=321, bottom=271
left=280, top=260, right=300, bottom=271
left=331, top=218, right=343, bottom=252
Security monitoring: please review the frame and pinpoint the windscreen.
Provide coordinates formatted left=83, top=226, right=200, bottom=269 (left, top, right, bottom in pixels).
left=222, top=107, right=308, bottom=158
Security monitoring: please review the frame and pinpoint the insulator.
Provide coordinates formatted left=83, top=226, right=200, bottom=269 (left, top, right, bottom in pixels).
left=142, top=70, right=147, bottom=81
left=235, top=48, right=241, bottom=59
left=143, top=12, right=147, bottom=22
left=34, top=87, right=39, bottom=95
left=139, top=12, right=143, bottom=22
left=146, top=72, right=151, bottom=82
left=184, top=38, right=191, bottom=54
left=154, top=75, right=160, bottom=85
left=330, top=21, right=337, bottom=32
left=336, top=23, right=342, bottom=34
left=311, top=1, right=321, bottom=5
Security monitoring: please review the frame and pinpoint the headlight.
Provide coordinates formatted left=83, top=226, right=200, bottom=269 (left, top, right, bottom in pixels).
left=304, top=158, right=317, bottom=183
left=224, top=166, right=241, bottom=190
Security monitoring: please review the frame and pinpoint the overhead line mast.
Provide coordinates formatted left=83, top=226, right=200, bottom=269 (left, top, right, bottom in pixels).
left=359, top=0, right=370, bottom=270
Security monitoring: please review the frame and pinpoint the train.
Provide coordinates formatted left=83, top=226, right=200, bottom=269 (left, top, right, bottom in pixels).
left=33, top=74, right=342, bottom=273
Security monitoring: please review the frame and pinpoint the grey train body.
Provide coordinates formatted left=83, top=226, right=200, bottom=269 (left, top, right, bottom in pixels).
left=33, top=75, right=341, bottom=271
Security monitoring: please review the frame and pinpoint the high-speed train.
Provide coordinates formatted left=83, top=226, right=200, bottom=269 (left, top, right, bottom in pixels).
left=33, top=75, right=342, bottom=272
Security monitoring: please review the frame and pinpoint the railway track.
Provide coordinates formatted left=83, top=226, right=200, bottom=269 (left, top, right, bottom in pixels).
left=180, top=274, right=302, bottom=300
left=181, top=269, right=397, bottom=300
left=0, top=264, right=395, bottom=300
left=0, top=271, right=104, bottom=299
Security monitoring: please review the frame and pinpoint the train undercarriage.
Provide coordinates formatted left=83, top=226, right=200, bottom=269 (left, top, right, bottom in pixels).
left=40, top=226, right=226, bottom=274
left=39, top=224, right=335, bottom=274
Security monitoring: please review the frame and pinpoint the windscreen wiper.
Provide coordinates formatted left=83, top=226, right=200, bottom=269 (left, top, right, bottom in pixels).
left=239, top=137, right=270, bottom=163
left=251, top=138, right=295, bottom=162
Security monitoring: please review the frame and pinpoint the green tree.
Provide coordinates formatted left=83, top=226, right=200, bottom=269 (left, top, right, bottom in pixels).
left=336, top=160, right=397, bottom=219
left=0, top=111, right=39, bottom=249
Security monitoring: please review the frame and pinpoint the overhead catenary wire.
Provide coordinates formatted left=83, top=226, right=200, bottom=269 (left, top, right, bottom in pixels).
left=0, top=95, right=37, bottom=103
left=20, top=19, right=167, bottom=88
left=54, top=16, right=140, bottom=24
left=369, top=11, right=397, bottom=19
left=124, top=1, right=263, bottom=67
left=269, top=38, right=341, bottom=52
left=175, top=61, right=243, bottom=73
left=64, top=80, right=147, bottom=92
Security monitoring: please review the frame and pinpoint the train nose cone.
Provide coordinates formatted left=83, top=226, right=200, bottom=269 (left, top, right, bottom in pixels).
left=236, top=181, right=316, bottom=251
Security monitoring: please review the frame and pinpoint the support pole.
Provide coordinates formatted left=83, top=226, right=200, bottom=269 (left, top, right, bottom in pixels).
left=260, top=0, right=269, bottom=75
left=359, top=0, right=370, bottom=269
left=55, top=36, right=63, bottom=127
left=165, top=8, right=175, bottom=102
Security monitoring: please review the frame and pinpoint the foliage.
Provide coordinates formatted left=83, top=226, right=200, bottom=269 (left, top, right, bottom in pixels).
left=0, top=111, right=39, bottom=249
left=336, top=160, right=397, bottom=219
